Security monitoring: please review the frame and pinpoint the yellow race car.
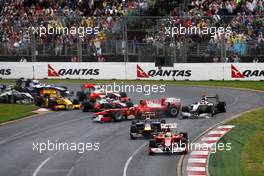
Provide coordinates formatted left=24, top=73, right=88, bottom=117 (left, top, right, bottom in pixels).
left=35, top=88, right=81, bottom=110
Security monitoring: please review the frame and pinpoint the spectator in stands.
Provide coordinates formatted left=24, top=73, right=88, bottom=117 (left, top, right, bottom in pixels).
left=208, top=38, right=218, bottom=56
left=253, top=57, right=259, bottom=62
left=213, top=55, right=219, bottom=62
left=232, top=54, right=241, bottom=63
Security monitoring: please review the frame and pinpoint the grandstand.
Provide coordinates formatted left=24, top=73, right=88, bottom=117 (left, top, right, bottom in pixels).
left=0, top=0, right=263, bottom=63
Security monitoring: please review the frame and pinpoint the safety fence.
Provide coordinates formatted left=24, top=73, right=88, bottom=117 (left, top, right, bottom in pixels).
left=1, top=16, right=263, bottom=63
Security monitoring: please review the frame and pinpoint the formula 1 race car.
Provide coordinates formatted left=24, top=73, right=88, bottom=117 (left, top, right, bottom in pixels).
left=82, top=92, right=131, bottom=112
left=34, top=88, right=81, bottom=110
left=130, top=118, right=166, bottom=139
left=136, top=98, right=181, bottom=118
left=92, top=101, right=136, bottom=122
left=0, top=86, right=34, bottom=104
left=148, top=123, right=188, bottom=155
left=181, top=94, right=226, bottom=118
left=76, top=83, right=108, bottom=102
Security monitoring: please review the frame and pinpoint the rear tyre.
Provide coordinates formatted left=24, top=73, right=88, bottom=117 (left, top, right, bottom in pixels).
left=82, top=101, right=93, bottom=112
left=50, top=101, right=58, bottom=110
left=126, top=102, right=134, bottom=108
left=179, top=132, right=188, bottom=140
left=72, top=99, right=79, bottom=105
left=167, top=106, right=179, bottom=117
left=130, top=125, right=137, bottom=140
left=112, top=110, right=124, bottom=122
left=217, top=102, right=226, bottom=112
left=77, top=91, right=86, bottom=102
left=119, top=92, right=127, bottom=98
left=181, top=106, right=190, bottom=112
left=148, top=140, right=158, bottom=155
left=160, top=119, right=166, bottom=124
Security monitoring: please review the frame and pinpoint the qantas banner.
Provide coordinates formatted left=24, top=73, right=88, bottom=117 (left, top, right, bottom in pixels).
left=224, top=63, right=264, bottom=80
left=0, top=62, right=34, bottom=79
left=127, top=63, right=224, bottom=80
left=0, top=62, right=263, bottom=80
left=33, top=62, right=126, bottom=79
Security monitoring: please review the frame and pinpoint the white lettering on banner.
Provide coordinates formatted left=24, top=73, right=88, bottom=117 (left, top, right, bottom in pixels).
left=0, top=62, right=263, bottom=80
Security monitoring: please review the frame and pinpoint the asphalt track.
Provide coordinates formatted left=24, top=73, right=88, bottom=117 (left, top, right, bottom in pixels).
left=0, top=84, right=263, bottom=176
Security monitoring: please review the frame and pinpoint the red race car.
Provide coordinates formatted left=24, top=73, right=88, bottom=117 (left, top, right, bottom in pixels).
left=82, top=92, right=132, bottom=112
left=77, top=84, right=106, bottom=102
left=92, top=98, right=181, bottom=122
left=148, top=123, right=188, bottom=155
left=93, top=101, right=136, bottom=122
left=136, top=98, right=181, bottom=118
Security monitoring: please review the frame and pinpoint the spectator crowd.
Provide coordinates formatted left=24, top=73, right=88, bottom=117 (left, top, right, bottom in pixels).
left=0, top=0, right=263, bottom=62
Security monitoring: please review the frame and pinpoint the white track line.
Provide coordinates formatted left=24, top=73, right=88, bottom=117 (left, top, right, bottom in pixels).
left=123, top=142, right=147, bottom=176
left=32, top=157, right=51, bottom=176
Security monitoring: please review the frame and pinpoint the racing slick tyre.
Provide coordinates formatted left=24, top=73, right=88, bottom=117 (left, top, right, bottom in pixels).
left=179, top=132, right=188, bottom=140
left=160, top=119, right=166, bottom=124
left=126, top=102, right=134, bottom=108
left=148, top=140, right=158, bottom=155
left=167, top=106, right=179, bottom=117
left=217, top=101, right=226, bottom=112
left=77, top=91, right=86, bottom=102
left=150, top=132, right=158, bottom=138
left=180, top=138, right=188, bottom=154
left=72, top=99, right=80, bottom=105
left=208, top=106, right=215, bottom=117
left=181, top=106, right=190, bottom=113
left=136, top=112, right=143, bottom=120
left=112, top=110, right=124, bottom=122
left=34, top=96, right=43, bottom=107
left=50, top=101, right=58, bottom=110
left=9, top=95, right=16, bottom=104
left=82, top=101, right=93, bottom=112
left=119, top=92, right=127, bottom=98
left=130, top=125, right=138, bottom=140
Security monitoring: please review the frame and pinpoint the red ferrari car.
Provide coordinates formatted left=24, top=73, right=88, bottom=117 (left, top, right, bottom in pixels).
left=148, top=123, right=188, bottom=155
left=136, top=98, right=181, bottom=118
left=92, top=98, right=181, bottom=122
left=93, top=101, right=136, bottom=122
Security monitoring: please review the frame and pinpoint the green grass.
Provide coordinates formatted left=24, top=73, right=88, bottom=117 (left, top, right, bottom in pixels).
left=1, top=79, right=264, bottom=92
left=0, top=104, right=38, bottom=123
left=209, top=107, right=264, bottom=176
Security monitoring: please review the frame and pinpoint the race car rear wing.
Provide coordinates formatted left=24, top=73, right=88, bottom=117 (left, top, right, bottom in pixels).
left=161, top=123, right=177, bottom=129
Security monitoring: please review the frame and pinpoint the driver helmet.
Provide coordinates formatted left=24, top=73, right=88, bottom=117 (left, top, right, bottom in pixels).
left=201, top=95, right=207, bottom=101
left=106, top=97, right=112, bottom=102
left=32, top=80, right=40, bottom=85
left=165, top=132, right=172, bottom=138
left=145, top=117, right=151, bottom=123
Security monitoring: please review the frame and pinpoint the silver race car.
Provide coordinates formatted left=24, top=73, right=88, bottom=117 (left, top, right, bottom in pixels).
left=181, top=94, right=226, bottom=118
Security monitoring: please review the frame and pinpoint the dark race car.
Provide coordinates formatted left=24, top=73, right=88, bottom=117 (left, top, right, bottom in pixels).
left=130, top=118, right=166, bottom=139
left=0, top=87, right=34, bottom=104
left=181, top=94, right=226, bottom=118
left=148, top=123, right=188, bottom=155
